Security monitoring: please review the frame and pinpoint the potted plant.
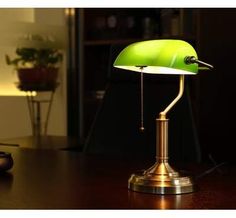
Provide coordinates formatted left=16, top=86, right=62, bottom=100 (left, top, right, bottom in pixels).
left=5, top=47, right=63, bottom=91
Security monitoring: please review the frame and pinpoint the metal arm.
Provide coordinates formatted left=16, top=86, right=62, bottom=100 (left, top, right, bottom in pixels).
left=159, top=75, right=184, bottom=119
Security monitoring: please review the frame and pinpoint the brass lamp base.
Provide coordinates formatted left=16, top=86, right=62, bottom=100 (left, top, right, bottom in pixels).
left=128, top=162, right=195, bottom=194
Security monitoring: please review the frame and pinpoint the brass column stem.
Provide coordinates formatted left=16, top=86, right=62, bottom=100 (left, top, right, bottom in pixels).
left=156, top=118, right=169, bottom=162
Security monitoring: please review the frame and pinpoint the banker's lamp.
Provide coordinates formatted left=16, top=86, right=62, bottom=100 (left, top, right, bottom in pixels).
left=113, top=39, right=213, bottom=194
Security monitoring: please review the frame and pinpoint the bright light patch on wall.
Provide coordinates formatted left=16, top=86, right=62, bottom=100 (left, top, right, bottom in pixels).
left=0, top=18, right=66, bottom=96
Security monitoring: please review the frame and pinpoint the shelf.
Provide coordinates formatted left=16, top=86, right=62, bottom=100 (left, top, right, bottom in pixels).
left=84, top=35, right=196, bottom=46
left=84, top=38, right=143, bottom=46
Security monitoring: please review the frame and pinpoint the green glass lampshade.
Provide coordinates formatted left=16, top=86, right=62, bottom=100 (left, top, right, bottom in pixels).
left=113, top=39, right=198, bottom=75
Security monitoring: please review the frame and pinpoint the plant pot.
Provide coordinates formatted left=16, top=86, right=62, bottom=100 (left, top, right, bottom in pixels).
left=17, top=67, right=59, bottom=91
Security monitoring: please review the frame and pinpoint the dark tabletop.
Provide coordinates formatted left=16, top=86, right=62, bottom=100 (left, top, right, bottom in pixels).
left=0, top=145, right=235, bottom=209
left=0, top=135, right=82, bottom=150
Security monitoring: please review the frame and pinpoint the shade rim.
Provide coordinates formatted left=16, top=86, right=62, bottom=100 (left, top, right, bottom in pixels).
left=114, top=66, right=197, bottom=75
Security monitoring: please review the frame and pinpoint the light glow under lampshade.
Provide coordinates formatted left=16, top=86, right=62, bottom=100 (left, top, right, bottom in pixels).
left=113, top=39, right=198, bottom=75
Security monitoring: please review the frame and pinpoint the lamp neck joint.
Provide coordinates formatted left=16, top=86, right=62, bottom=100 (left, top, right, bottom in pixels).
left=158, top=112, right=166, bottom=120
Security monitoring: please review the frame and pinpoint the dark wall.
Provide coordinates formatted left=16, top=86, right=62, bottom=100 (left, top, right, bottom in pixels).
left=198, top=9, right=236, bottom=163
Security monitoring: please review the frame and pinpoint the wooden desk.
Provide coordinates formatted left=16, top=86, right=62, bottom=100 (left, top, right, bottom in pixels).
left=0, top=136, right=82, bottom=151
left=0, top=146, right=235, bottom=209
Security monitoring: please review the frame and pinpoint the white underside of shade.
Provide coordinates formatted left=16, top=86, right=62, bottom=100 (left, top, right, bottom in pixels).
left=115, top=66, right=196, bottom=75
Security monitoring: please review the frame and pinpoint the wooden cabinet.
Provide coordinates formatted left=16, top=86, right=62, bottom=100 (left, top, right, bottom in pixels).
left=196, top=9, right=236, bottom=162
left=70, top=8, right=199, bottom=143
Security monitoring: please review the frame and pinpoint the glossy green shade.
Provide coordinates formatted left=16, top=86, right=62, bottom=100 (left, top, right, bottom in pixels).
left=113, top=39, right=198, bottom=75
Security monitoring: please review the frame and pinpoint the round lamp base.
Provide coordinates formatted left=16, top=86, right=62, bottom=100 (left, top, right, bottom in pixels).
left=128, top=172, right=195, bottom=195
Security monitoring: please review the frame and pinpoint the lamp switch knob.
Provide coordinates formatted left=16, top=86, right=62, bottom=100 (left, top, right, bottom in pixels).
left=185, top=56, right=214, bottom=69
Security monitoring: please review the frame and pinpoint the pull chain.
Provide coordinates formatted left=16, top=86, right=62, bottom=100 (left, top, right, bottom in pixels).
left=140, top=69, right=145, bottom=132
